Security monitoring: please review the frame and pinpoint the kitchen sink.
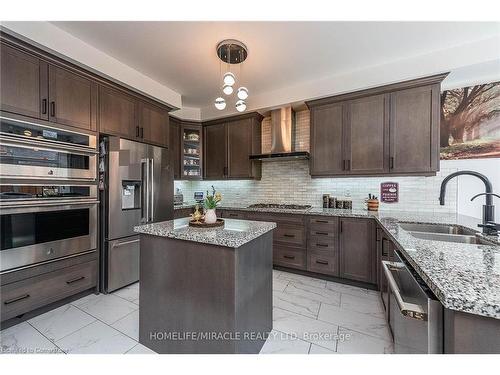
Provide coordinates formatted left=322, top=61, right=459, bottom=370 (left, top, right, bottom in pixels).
left=398, top=222, right=474, bottom=235
left=399, top=222, right=495, bottom=245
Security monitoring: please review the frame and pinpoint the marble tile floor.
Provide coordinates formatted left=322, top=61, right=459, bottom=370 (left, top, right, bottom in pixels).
left=0, top=270, right=393, bottom=354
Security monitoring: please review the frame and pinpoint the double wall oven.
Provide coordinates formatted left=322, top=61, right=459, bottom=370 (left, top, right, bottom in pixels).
left=0, top=116, right=98, bottom=273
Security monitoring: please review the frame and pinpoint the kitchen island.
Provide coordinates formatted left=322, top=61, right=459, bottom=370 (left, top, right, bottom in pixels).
left=134, top=217, right=276, bottom=354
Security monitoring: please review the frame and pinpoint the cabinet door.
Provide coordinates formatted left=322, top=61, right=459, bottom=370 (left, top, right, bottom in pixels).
left=0, top=44, right=47, bottom=119
left=339, top=218, right=375, bottom=283
left=99, top=86, right=137, bottom=138
left=48, top=65, right=96, bottom=131
left=181, top=124, right=202, bottom=180
left=141, top=102, right=169, bottom=146
left=169, top=118, right=181, bottom=180
left=345, top=94, right=388, bottom=174
left=203, top=123, right=226, bottom=179
left=389, top=85, right=439, bottom=173
left=227, top=118, right=253, bottom=178
left=310, top=103, right=345, bottom=176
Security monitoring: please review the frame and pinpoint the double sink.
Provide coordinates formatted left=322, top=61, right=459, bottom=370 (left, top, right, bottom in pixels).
left=399, top=222, right=496, bottom=246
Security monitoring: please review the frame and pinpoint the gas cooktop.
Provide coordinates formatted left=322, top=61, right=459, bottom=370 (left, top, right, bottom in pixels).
left=247, top=203, right=312, bottom=210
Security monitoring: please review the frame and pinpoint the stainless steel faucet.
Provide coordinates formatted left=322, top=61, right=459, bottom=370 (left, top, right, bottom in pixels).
left=439, top=171, right=499, bottom=235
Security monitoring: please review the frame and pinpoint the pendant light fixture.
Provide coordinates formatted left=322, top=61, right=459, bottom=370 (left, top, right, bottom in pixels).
left=214, top=97, right=226, bottom=110
left=213, top=39, right=249, bottom=112
left=237, top=87, right=248, bottom=100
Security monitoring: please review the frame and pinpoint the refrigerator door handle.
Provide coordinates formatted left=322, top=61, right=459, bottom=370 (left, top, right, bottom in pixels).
left=149, top=158, right=154, bottom=222
left=141, top=158, right=150, bottom=223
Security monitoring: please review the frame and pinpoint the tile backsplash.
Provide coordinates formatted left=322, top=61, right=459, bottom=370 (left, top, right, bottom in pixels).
left=175, top=159, right=458, bottom=213
left=175, top=109, right=458, bottom=213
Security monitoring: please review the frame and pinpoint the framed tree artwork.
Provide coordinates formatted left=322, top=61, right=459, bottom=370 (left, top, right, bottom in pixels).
left=440, top=81, right=500, bottom=159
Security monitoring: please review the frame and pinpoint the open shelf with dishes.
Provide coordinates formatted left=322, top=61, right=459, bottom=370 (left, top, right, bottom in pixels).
left=181, top=124, right=202, bottom=180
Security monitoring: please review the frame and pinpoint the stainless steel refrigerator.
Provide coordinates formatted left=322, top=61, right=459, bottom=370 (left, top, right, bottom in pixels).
left=99, top=136, right=173, bottom=292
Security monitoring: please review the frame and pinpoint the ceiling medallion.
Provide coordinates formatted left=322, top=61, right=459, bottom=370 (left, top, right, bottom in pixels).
left=214, top=39, right=249, bottom=112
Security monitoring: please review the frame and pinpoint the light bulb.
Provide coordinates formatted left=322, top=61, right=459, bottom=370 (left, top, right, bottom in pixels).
left=237, top=87, right=248, bottom=100
left=223, top=72, right=235, bottom=86
left=223, top=84, right=233, bottom=95
left=235, top=100, right=246, bottom=112
left=214, top=97, right=226, bottom=110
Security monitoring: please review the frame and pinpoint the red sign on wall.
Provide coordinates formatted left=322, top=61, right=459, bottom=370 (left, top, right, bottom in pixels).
left=380, top=182, right=399, bottom=203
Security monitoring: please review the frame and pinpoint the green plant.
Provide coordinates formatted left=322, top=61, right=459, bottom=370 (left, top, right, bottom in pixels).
left=204, top=185, right=222, bottom=209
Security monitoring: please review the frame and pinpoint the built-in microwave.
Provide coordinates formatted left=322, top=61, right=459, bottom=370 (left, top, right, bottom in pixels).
left=0, top=117, right=97, bottom=181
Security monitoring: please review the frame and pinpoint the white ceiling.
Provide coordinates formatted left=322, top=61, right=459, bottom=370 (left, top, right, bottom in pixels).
left=51, top=21, right=499, bottom=115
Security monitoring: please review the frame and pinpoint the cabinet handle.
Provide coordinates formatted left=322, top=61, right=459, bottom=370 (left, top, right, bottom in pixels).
left=41, top=99, right=47, bottom=114
left=283, top=234, right=295, bottom=238
left=229, top=213, right=238, bottom=217
left=283, top=255, right=295, bottom=260
left=50, top=101, right=56, bottom=117
left=346, top=159, right=351, bottom=171
left=140, top=127, right=144, bottom=138
left=316, top=260, right=329, bottom=265
left=340, top=221, right=343, bottom=233
left=223, top=166, right=228, bottom=177
left=315, top=231, right=329, bottom=236
left=66, top=276, right=85, bottom=285
left=136, top=126, right=140, bottom=137
left=4, top=294, right=30, bottom=305
left=390, top=157, right=394, bottom=169
left=342, top=160, right=346, bottom=171
left=315, top=220, right=329, bottom=224
left=316, top=243, right=329, bottom=247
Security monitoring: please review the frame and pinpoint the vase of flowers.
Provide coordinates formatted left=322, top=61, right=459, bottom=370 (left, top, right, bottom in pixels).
left=204, top=185, right=222, bottom=224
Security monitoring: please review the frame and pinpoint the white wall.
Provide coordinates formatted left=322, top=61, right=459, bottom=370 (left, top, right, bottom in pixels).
left=442, top=158, right=500, bottom=220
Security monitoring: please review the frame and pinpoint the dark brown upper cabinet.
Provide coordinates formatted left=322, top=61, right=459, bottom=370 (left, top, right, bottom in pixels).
left=345, top=94, right=389, bottom=175
left=169, top=117, right=181, bottom=180
left=140, top=102, right=169, bottom=147
left=99, top=85, right=137, bottom=139
left=389, top=84, right=440, bottom=174
left=0, top=44, right=47, bottom=120
left=1, top=34, right=174, bottom=140
left=306, top=73, right=447, bottom=177
left=309, top=103, right=345, bottom=176
left=203, top=113, right=262, bottom=180
left=339, top=218, right=376, bottom=284
left=204, top=122, right=226, bottom=179
left=48, top=65, right=97, bottom=131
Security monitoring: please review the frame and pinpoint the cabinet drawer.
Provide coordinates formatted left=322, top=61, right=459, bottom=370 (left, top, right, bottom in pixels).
left=308, top=236, right=337, bottom=253
left=1, top=260, right=97, bottom=322
left=308, top=216, right=337, bottom=226
left=307, top=253, right=338, bottom=276
left=246, top=212, right=304, bottom=225
left=273, top=247, right=306, bottom=270
left=223, top=210, right=247, bottom=219
left=308, top=226, right=336, bottom=238
left=274, top=225, right=305, bottom=246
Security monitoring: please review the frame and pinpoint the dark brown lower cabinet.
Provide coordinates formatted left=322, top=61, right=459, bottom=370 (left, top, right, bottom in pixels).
left=1, top=257, right=97, bottom=322
left=339, top=218, right=376, bottom=283
left=274, top=246, right=306, bottom=270
left=173, top=207, right=194, bottom=219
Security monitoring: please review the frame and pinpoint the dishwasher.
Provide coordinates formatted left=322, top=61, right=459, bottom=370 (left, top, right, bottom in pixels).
left=381, top=250, right=443, bottom=354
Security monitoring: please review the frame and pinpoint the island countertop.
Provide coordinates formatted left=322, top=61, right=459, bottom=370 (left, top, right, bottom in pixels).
left=134, top=217, right=276, bottom=248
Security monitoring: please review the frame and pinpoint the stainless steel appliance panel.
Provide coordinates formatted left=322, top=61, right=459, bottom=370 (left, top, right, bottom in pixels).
left=0, top=139, right=97, bottom=181
left=107, top=137, right=172, bottom=240
left=108, top=137, right=149, bottom=239
left=107, top=235, right=140, bottom=292
left=383, top=251, right=443, bottom=354
left=0, top=201, right=98, bottom=272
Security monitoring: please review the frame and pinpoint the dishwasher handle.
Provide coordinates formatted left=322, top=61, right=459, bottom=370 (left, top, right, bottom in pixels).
left=382, top=260, right=428, bottom=321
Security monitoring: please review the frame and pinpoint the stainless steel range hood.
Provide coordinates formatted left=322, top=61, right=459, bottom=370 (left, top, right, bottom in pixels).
left=249, top=106, right=309, bottom=161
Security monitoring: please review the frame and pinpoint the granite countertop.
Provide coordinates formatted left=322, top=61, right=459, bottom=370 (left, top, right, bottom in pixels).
left=134, top=217, right=276, bottom=248
left=374, top=212, right=500, bottom=319
left=171, top=201, right=500, bottom=318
